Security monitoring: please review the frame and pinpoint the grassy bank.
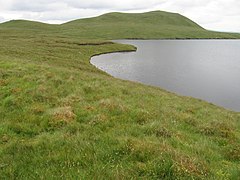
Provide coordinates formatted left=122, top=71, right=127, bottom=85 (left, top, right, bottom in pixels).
left=0, top=11, right=240, bottom=179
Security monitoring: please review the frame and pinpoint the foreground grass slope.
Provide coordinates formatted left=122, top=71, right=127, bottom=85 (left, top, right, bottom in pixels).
left=0, top=11, right=240, bottom=179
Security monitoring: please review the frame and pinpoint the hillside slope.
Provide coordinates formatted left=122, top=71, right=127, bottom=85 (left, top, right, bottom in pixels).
left=1, top=31, right=240, bottom=180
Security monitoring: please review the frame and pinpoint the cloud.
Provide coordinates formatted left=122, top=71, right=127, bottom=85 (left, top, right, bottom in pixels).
left=9, top=0, right=165, bottom=12
left=10, top=1, right=69, bottom=12
left=67, top=0, right=166, bottom=10
left=0, top=0, right=239, bottom=32
left=154, top=0, right=240, bottom=32
left=0, top=16, right=5, bottom=22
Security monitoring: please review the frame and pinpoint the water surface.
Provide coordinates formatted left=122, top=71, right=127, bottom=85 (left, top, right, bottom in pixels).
left=91, top=40, right=240, bottom=111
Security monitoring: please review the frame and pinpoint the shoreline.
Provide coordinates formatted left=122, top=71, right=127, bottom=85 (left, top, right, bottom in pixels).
left=89, top=41, right=239, bottom=113
left=113, top=37, right=240, bottom=40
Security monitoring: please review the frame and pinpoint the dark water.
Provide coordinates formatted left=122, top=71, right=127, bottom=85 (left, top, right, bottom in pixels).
left=91, top=40, right=240, bottom=111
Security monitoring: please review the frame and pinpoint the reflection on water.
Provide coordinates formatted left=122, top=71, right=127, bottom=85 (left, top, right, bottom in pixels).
left=91, top=40, right=240, bottom=111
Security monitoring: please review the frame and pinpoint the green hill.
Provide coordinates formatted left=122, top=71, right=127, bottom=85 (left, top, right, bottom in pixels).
left=0, top=20, right=55, bottom=29
left=1, top=11, right=240, bottom=39
left=0, top=10, right=240, bottom=179
left=60, top=11, right=206, bottom=38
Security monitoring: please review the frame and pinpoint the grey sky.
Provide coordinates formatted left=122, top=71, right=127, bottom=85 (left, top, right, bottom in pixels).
left=0, top=0, right=239, bottom=32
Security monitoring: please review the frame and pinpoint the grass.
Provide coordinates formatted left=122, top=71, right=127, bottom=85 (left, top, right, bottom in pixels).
left=0, top=11, right=240, bottom=179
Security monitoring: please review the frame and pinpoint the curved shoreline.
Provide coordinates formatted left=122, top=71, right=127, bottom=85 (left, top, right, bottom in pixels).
left=117, top=37, right=240, bottom=40
left=90, top=48, right=137, bottom=60
left=89, top=40, right=240, bottom=112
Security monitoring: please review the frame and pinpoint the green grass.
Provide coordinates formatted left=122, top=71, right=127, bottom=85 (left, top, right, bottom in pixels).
left=0, top=11, right=240, bottom=179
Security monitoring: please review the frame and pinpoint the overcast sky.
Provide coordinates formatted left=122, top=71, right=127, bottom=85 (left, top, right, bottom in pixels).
left=0, top=0, right=239, bottom=32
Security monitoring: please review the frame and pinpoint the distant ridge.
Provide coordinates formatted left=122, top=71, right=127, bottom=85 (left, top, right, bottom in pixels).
left=0, top=19, right=57, bottom=30
left=0, top=10, right=239, bottom=39
left=63, top=11, right=204, bottom=29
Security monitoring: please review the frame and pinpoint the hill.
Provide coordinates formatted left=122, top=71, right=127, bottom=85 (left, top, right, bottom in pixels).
left=0, top=11, right=240, bottom=39
left=0, top=20, right=55, bottom=29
